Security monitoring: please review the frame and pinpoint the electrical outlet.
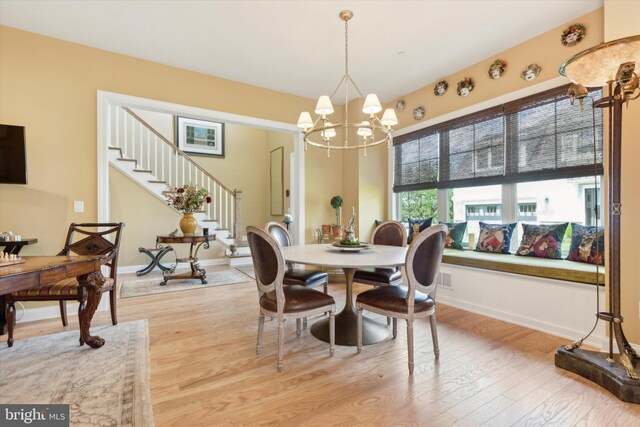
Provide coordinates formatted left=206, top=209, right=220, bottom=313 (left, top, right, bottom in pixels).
left=74, top=201, right=84, bottom=213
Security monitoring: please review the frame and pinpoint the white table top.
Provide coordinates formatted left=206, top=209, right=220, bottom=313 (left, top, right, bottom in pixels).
left=281, top=244, right=407, bottom=269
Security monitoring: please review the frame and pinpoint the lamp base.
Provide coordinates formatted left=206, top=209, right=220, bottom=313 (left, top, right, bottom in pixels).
left=555, top=346, right=640, bottom=403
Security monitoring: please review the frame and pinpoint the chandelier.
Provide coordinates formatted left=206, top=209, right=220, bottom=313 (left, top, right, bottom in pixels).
left=296, top=10, right=398, bottom=157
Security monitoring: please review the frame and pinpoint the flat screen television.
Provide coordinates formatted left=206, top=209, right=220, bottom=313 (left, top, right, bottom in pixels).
left=0, top=124, right=28, bottom=184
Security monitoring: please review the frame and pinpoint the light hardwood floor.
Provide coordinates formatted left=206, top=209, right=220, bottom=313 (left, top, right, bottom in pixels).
left=2, top=270, right=640, bottom=426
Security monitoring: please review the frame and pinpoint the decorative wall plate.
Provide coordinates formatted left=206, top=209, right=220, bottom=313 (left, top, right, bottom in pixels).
left=561, top=24, right=586, bottom=47
left=488, top=59, right=506, bottom=79
left=395, top=99, right=406, bottom=111
left=521, top=64, right=541, bottom=82
left=413, top=106, right=425, bottom=121
left=434, top=80, right=448, bottom=96
left=456, top=78, right=475, bottom=97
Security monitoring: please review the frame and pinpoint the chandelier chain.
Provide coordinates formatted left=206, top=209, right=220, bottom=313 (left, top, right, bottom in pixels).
left=344, top=19, right=349, bottom=76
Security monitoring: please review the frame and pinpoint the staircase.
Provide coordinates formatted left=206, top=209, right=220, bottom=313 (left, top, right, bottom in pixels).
left=108, top=106, right=250, bottom=262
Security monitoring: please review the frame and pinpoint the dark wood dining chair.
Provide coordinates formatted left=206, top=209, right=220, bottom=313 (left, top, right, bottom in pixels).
left=353, top=220, right=407, bottom=324
left=6, top=223, right=124, bottom=346
left=247, top=226, right=336, bottom=372
left=356, top=224, right=447, bottom=374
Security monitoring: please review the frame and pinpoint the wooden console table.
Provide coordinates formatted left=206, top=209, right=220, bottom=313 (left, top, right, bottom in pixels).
left=156, top=234, right=214, bottom=286
left=0, top=256, right=106, bottom=348
left=0, top=238, right=38, bottom=254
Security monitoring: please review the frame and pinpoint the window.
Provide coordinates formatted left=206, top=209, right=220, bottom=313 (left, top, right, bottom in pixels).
left=393, top=84, right=603, bottom=250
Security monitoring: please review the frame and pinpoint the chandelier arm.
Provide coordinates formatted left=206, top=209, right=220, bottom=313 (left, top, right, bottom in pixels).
left=329, top=75, right=349, bottom=99
left=346, top=75, right=366, bottom=99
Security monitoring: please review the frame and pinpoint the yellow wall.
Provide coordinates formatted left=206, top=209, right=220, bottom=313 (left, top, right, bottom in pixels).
left=603, top=0, right=640, bottom=344
left=0, top=25, right=342, bottom=256
left=383, top=8, right=605, bottom=128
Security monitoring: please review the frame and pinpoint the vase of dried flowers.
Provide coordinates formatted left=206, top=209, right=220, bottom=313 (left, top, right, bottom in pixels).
left=179, top=212, right=198, bottom=236
left=165, top=184, right=212, bottom=236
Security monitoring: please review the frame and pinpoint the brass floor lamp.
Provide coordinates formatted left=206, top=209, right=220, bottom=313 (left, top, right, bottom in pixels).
left=555, top=35, right=640, bottom=402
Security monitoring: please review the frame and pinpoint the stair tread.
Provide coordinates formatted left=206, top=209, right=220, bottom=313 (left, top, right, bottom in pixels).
left=148, top=180, right=167, bottom=184
left=133, top=169, right=152, bottom=173
left=117, top=158, right=137, bottom=162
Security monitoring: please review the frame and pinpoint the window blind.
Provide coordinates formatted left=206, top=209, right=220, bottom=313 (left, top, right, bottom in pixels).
left=393, top=84, right=603, bottom=193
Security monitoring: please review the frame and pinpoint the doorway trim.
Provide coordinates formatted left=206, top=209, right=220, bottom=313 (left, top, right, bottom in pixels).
left=97, top=90, right=305, bottom=244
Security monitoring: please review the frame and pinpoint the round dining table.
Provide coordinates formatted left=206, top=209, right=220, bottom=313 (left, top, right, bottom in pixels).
left=281, top=243, right=407, bottom=346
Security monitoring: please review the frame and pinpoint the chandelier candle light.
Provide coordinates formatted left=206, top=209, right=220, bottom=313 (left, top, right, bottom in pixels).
left=296, top=10, right=398, bottom=157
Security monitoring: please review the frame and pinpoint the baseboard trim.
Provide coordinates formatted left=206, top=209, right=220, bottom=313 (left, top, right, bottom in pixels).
left=117, top=257, right=227, bottom=274
left=437, top=294, right=607, bottom=349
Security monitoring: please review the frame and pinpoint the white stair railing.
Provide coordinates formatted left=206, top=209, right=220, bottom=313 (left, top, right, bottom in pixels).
left=111, top=106, right=241, bottom=239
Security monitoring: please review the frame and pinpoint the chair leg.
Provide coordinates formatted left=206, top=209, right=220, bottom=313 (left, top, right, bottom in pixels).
left=78, top=299, right=86, bottom=346
left=7, top=302, right=15, bottom=348
left=430, top=314, right=440, bottom=360
left=277, top=319, right=285, bottom=372
left=256, top=314, right=265, bottom=355
left=356, top=307, right=363, bottom=354
left=407, top=319, right=414, bottom=374
left=329, top=311, right=335, bottom=356
left=387, top=316, right=391, bottom=326
left=296, top=318, right=302, bottom=337
left=323, top=281, right=328, bottom=294
left=109, top=288, right=118, bottom=325
left=303, top=317, right=307, bottom=329
left=59, top=301, right=68, bottom=327
left=392, top=317, right=398, bottom=339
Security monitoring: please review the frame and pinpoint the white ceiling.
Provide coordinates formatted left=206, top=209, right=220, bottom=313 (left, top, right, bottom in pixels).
left=0, top=0, right=602, bottom=102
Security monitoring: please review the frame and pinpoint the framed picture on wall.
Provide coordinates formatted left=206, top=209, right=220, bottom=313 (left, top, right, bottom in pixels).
left=175, top=116, right=225, bottom=157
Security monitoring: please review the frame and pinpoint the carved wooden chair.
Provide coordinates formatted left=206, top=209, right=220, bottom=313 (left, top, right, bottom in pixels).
left=356, top=224, right=447, bottom=374
left=247, top=226, right=335, bottom=372
left=353, top=220, right=407, bottom=324
left=6, top=223, right=124, bottom=345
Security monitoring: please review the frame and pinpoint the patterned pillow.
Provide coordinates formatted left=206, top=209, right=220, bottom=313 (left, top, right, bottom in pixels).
left=475, top=222, right=516, bottom=254
left=442, top=222, right=467, bottom=250
left=566, top=223, right=604, bottom=265
left=408, top=217, right=433, bottom=244
left=516, top=223, right=568, bottom=259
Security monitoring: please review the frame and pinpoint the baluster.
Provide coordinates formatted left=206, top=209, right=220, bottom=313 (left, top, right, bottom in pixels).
left=155, top=136, right=159, bottom=180
left=146, top=129, right=150, bottom=171
left=139, top=122, right=143, bottom=168
left=207, top=179, right=211, bottom=218
left=188, top=161, right=192, bottom=185
left=123, top=111, right=128, bottom=156
left=181, top=156, right=185, bottom=187
left=115, top=106, right=119, bottom=149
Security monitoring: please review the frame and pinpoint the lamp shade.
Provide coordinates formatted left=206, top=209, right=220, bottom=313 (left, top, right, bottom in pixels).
left=380, top=108, right=399, bottom=126
left=362, top=94, right=382, bottom=114
left=323, top=122, right=336, bottom=138
left=357, top=121, right=372, bottom=137
left=559, top=35, right=640, bottom=87
left=315, top=96, right=334, bottom=115
left=297, top=112, right=313, bottom=129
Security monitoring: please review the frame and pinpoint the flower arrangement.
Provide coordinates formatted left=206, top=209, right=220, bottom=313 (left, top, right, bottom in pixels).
left=166, top=184, right=212, bottom=213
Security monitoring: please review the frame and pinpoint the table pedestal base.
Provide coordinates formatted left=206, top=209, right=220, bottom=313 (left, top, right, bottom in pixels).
left=311, top=309, right=389, bottom=346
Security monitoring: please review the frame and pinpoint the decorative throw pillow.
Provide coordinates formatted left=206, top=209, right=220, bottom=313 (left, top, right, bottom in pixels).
left=475, top=222, right=516, bottom=254
left=442, top=222, right=467, bottom=250
left=407, top=217, right=433, bottom=244
left=566, top=223, right=604, bottom=265
left=516, top=223, right=568, bottom=259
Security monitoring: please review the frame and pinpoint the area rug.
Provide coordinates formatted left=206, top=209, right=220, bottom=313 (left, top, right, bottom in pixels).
left=120, top=267, right=250, bottom=298
left=235, top=265, right=255, bottom=280
left=0, top=320, right=153, bottom=426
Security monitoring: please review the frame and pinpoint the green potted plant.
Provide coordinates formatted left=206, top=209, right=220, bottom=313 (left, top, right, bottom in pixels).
left=330, top=195, right=343, bottom=237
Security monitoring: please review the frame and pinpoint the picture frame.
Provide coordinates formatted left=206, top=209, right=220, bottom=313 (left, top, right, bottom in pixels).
left=175, top=116, right=225, bottom=157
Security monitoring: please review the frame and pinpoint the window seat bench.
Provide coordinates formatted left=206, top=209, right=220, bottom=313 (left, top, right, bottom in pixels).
left=442, top=249, right=604, bottom=285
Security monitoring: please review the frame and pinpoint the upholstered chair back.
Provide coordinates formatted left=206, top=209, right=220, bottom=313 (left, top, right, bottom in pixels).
left=371, top=220, right=407, bottom=247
